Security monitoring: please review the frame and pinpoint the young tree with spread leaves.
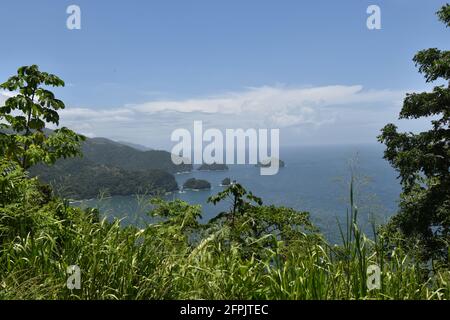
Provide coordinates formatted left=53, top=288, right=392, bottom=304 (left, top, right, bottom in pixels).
left=207, top=182, right=319, bottom=256
left=0, top=65, right=85, bottom=169
left=378, top=5, right=450, bottom=264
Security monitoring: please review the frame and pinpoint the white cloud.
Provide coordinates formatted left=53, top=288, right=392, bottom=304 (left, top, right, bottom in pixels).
left=60, top=108, right=135, bottom=123
left=123, top=85, right=405, bottom=131
left=2, top=85, right=416, bottom=148
left=131, top=85, right=404, bottom=119
left=0, top=90, right=16, bottom=106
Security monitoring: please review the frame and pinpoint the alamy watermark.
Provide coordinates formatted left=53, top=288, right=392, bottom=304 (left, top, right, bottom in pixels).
left=65, top=5, right=380, bottom=31
left=67, top=265, right=81, bottom=290
left=66, top=5, right=81, bottom=30
left=367, top=5, right=381, bottom=30
left=367, top=264, right=381, bottom=290
left=171, top=121, right=280, bottom=175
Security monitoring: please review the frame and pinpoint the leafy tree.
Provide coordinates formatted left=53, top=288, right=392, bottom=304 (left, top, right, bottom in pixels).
left=0, top=65, right=85, bottom=169
left=378, top=5, right=450, bottom=263
left=207, top=182, right=319, bottom=256
left=208, top=182, right=263, bottom=229
left=150, top=198, right=202, bottom=246
left=0, top=158, right=60, bottom=243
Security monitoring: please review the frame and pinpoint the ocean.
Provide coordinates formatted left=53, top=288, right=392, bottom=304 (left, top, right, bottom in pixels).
left=76, top=144, right=402, bottom=243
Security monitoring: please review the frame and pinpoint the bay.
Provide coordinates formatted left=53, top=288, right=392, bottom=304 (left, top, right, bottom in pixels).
left=75, top=144, right=401, bottom=243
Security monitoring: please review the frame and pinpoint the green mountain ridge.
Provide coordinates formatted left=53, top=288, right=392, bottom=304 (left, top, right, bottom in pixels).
left=114, top=140, right=153, bottom=151
left=31, top=157, right=178, bottom=200
left=80, top=137, right=191, bottom=173
left=28, top=135, right=190, bottom=199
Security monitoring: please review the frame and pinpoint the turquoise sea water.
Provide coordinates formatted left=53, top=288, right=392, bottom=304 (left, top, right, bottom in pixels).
left=75, top=144, right=401, bottom=243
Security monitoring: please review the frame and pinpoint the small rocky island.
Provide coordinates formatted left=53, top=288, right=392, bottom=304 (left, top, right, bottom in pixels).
left=221, top=178, right=231, bottom=186
left=198, top=162, right=229, bottom=171
left=183, top=178, right=211, bottom=190
left=256, top=158, right=285, bottom=168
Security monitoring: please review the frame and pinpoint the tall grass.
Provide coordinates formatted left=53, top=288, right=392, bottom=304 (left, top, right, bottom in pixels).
left=0, top=167, right=448, bottom=300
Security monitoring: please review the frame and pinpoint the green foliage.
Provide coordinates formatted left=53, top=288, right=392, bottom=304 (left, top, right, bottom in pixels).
left=28, top=136, right=189, bottom=199
left=31, top=157, right=178, bottom=200
left=150, top=198, right=202, bottom=245
left=75, top=137, right=192, bottom=173
left=378, top=4, right=450, bottom=264
left=183, top=178, right=211, bottom=190
left=0, top=168, right=448, bottom=300
left=208, top=184, right=311, bottom=265
left=2, top=7, right=450, bottom=298
left=0, top=159, right=62, bottom=244
left=437, top=3, right=450, bottom=27
left=208, top=182, right=263, bottom=216
left=0, top=65, right=85, bottom=169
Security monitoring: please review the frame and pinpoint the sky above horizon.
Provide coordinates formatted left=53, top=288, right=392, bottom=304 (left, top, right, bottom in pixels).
left=0, top=0, right=449, bottom=149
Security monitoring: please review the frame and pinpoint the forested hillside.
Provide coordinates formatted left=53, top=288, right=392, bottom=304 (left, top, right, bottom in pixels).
left=79, top=137, right=191, bottom=173
left=30, top=157, right=178, bottom=199
left=27, top=135, right=190, bottom=199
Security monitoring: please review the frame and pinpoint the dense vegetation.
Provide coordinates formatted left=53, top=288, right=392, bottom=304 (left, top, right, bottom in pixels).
left=31, top=158, right=178, bottom=199
left=0, top=4, right=449, bottom=301
left=183, top=178, right=212, bottom=190
left=0, top=160, right=448, bottom=299
left=27, top=135, right=190, bottom=198
left=378, top=4, right=450, bottom=266
left=77, top=136, right=192, bottom=174
left=0, top=65, right=85, bottom=170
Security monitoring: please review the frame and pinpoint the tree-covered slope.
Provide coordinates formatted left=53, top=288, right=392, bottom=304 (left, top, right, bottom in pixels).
left=30, top=157, right=178, bottom=199
left=80, top=137, right=191, bottom=173
left=27, top=135, right=187, bottom=199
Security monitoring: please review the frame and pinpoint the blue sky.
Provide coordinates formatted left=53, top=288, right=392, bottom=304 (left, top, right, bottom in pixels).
left=0, top=0, right=448, bottom=148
